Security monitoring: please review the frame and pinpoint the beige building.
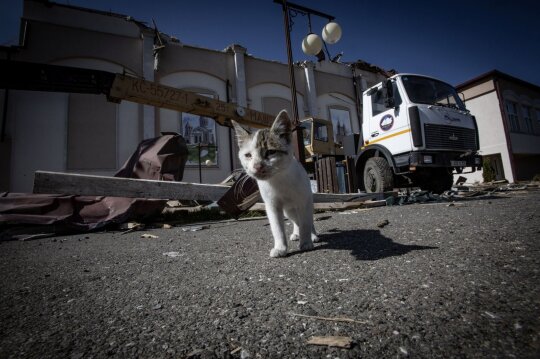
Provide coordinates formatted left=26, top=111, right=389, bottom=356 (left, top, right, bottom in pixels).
left=456, top=71, right=540, bottom=183
left=0, top=0, right=388, bottom=192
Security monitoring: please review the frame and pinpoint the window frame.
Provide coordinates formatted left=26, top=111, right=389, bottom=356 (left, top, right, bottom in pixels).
left=505, top=100, right=520, bottom=132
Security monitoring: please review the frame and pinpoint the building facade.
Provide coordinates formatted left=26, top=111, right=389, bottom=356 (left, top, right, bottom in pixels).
left=456, top=70, right=540, bottom=183
left=0, top=0, right=388, bottom=193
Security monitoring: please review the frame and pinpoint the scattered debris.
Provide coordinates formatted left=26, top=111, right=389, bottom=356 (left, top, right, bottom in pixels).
left=120, top=222, right=144, bottom=230
left=163, top=252, right=182, bottom=257
left=388, top=181, right=539, bottom=206
left=121, top=222, right=145, bottom=235
left=240, top=349, right=251, bottom=358
left=377, top=219, right=390, bottom=228
left=230, top=347, right=242, bottom=355
left=297, top=301, right=308, bottom=305
left=399, top=346, right=409, bottom=356
left=290, top=312, right=370, bottom=325
left=455, top=176, right=467, bottom=185
left=362, top=199, right=387, bottom=208
left=151, top=223, right=173, bottom=229
left=307, top=336, right=353, bottom=349
left=181, top=225, right=209, bottom=232
left=141, top=233, right=159, bottom=239
left=483, top=311, right=498, bottom=319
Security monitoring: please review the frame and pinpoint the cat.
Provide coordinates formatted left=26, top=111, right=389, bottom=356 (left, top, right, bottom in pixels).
left=232, top=110, right=319, bottom=258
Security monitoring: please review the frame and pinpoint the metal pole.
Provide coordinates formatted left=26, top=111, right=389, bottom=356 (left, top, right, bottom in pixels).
left=1, top=88, right=8, bottom=143
left=280, top=0, right=306, bottom=164
left=198, top=143, right=202, bottom=183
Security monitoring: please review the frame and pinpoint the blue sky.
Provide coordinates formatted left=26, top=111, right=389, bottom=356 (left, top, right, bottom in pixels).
left=1, top=0, right=539, bottom=87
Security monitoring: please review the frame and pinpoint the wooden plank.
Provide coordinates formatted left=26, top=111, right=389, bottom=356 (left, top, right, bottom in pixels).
left=313, top=192, right=383, bottom=203
left=33, top=171, right=229, bottom=201
left=109, top=74, right=274, bottom=128
left=345, top=157, right=356, bottom=193
left=33, top=171, right=384, bottom=204
left=329, top=157, right=338, bottom=193
left=252, top=200, right=380, bottom=211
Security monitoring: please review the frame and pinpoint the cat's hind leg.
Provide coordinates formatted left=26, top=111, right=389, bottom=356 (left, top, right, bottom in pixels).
left=285, top=207, right=313, bottom=252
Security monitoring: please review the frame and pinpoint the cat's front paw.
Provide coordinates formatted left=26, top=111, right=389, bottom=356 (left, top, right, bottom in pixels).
left=270, top=247, right=288, bottom=258
left=311, top=233, right=320, bottom=243
left=290, top=233, right=300, bottom=242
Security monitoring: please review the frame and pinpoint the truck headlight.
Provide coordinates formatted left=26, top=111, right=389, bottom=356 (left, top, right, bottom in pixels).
left=423, top=155, right=433, bottom=164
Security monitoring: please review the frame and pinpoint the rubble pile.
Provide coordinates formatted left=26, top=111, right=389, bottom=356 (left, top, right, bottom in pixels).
left=391, top=180, right=539, bottom=206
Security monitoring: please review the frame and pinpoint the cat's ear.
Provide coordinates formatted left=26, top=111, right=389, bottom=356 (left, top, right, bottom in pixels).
left=231, top=120, right=251, bottom=146
left=271, top=110, right=292, bottom=144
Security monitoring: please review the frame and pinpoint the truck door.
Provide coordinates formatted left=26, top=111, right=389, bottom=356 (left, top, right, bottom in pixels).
left=366, top=83, right=412, bottom=154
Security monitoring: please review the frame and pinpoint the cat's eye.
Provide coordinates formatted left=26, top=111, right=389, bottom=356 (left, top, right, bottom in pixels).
left=266, top=150, right=277, bottom=157
left=244, top=153, right=252, bottom=159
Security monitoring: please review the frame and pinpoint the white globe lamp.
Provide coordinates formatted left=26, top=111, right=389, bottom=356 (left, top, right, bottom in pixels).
left=301, top=33, right=323, bottom=56
left=322, top=22, right=342, bottom=44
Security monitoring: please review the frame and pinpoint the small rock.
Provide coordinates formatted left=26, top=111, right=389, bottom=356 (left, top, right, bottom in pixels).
left=377, top=219, right=389, bottom=228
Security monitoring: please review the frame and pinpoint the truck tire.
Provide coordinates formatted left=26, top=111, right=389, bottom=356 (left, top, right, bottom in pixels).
left=417, top=168, right=453, bottom=194
left=363, top=157, right=394, bottom=193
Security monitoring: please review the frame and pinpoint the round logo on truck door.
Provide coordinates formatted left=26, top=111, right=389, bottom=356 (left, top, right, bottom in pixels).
left=380, top=114, right=394, bottom=131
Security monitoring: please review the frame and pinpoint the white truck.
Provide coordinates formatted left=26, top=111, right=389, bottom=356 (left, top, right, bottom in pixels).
left=343, top=73, right=482, bottom=193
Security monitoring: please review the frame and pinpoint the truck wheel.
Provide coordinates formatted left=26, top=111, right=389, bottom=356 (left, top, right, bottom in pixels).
left=363, top=157, right=394, bottom=193
left=418, top=168, right=453, bottom=194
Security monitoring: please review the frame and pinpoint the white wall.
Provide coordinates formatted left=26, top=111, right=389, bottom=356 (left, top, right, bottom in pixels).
left=7, top=58, right=141, bottom=192
left=8, top=91, right=68, bottom=192
left=159, top=71, right=230, bottom=184
left=52, top=58, right=140, bottom=171
left=455, top=91, right=514, bottom=184
left=248, top=83, right=305, bottom=117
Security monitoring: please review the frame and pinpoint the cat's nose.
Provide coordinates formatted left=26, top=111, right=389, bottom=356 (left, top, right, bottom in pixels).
left=253, top=163, right=265, bottom=173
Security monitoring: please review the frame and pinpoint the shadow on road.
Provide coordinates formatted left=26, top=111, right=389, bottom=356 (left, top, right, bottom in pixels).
left=295, top=229, right=437, bottom=260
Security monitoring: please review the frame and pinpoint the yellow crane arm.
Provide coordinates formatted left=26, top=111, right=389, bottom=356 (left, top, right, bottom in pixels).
left=108, top=74, right=274, bottom=129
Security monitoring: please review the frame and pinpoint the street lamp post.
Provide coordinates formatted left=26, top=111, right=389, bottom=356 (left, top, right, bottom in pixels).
left=274, top=0, right=341, bottom=164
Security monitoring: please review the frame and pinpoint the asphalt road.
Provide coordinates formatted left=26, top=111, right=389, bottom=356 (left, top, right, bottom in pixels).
left=1, top=190, right=539, bottom=358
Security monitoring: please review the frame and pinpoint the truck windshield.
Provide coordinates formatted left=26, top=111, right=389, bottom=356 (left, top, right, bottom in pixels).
left=401, top=75, right=466, bottom=111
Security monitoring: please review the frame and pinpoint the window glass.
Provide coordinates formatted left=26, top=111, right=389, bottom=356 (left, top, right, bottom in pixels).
left=312, top=122, right=328, bottom=142
left=371, top=89, right=386, bottom=116
left=329, top=107, right=352, bottom=145
left=402, top=75, right=466, bottom=110
left=522, top=105, right=533, bottom=133
left=505, top=101, right=520, bottom=132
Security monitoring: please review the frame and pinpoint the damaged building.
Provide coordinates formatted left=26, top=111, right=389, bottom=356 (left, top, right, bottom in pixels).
left=0, top=0, right=389, bottom=193
left=456, top=71, right=540, bottom=183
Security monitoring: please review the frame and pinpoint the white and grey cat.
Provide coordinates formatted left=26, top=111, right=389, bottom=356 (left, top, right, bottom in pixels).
left=232, top=110, right=319, bottom=258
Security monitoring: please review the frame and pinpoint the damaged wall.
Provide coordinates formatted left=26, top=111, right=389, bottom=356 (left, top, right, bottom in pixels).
left=2, top=0, right=395, bottom=192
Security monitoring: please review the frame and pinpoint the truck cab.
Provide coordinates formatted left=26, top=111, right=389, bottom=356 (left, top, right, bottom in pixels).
left=301, top=117, right=343, bottom=160
left=354, top=74, right=482, bottom=193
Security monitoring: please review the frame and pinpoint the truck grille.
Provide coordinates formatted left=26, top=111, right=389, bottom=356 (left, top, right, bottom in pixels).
left=424, top=124, right=478, bottom=150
